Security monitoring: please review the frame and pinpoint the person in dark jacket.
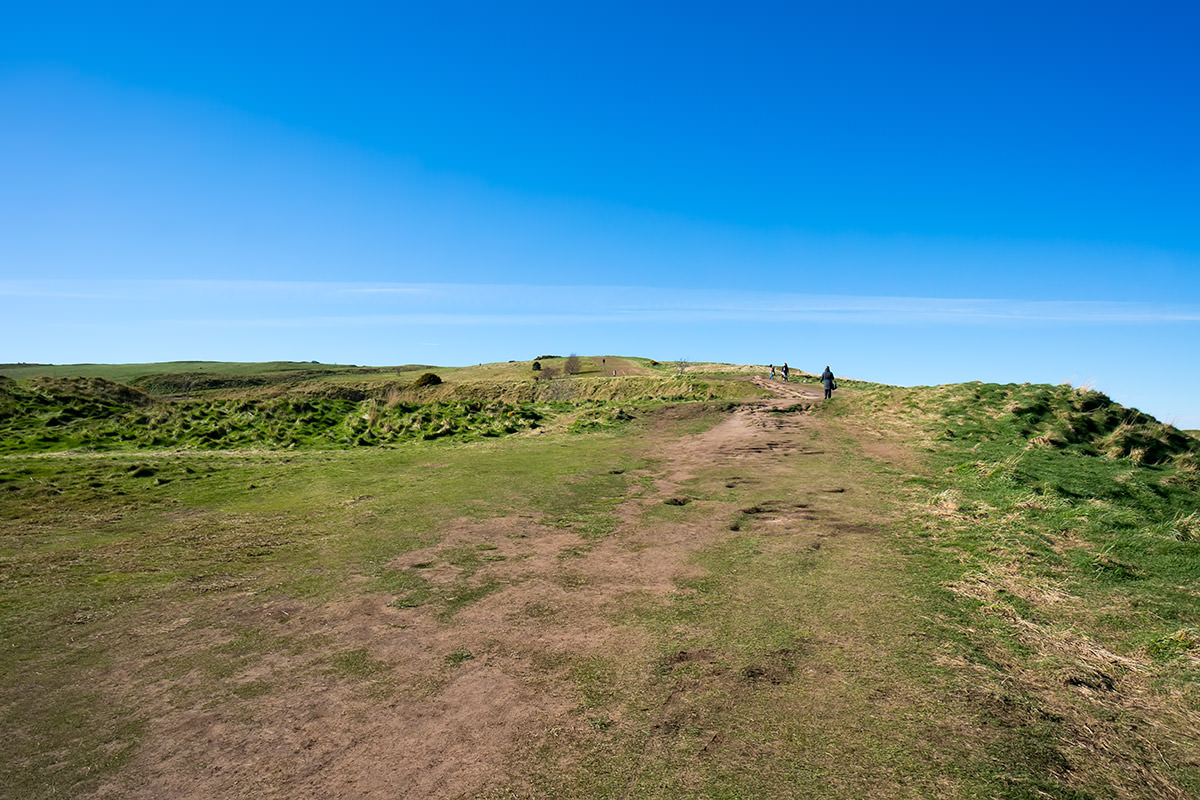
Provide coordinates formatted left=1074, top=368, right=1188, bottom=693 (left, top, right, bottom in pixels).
left=821, top=366, right=835, bottom=399
left=782, top=362, right=789, bottom=382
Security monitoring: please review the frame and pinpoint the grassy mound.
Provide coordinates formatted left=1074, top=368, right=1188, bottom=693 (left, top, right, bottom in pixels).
left=408, top=375, right=762, bottom=405
left=830, top=379, right=1200, bottom=797
left=0, top=368, right=756, bottom=453
left=0, top=378, right=544, bottom=453
left=867, top=381, right=1196, bottom=466
left=130, top=371, right=276, bottom=394
left=851, top=379, right=1200, bottom=662
left=1, top=377, right=153, bottom=451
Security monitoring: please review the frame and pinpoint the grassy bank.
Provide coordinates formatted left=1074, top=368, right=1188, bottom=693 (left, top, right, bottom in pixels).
left=836, top=381, right=1200, bottom=797
left=0, top=364, right=762, bottom=454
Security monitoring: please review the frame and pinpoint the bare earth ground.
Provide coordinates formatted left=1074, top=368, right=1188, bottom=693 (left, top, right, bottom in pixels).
left=84, top=382, right=966, bottom=799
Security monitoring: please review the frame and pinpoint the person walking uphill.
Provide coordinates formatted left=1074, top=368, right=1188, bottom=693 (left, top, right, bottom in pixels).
left=821, top=366, right=836, bottom=399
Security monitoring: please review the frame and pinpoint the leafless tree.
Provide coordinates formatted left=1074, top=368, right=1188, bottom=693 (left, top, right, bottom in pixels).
left=564, top=354, right=581, bottom=375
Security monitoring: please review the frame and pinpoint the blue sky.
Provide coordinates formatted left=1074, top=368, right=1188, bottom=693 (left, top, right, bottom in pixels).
left=2, top=2, right=1199, bottom=425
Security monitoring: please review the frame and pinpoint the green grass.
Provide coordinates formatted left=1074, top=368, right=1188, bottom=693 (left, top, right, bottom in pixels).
left=0, top=362, right=762, bottom=454
left=519, top=405, right=1092, bottom=798
left=3, top=364, right=1199, bottom=799
left=2, top=385, right=736, bottom=797
left=0, top=360, right=376, bottom=381
left=837, top=381, right=1200, bottom=797
left=0, top=376, right=550, bottom=453
left=0, top=419, right=654, bottom=797
left=856, top=382, right=1200, bottom=644
left=0, top=355, right=713, bottom=393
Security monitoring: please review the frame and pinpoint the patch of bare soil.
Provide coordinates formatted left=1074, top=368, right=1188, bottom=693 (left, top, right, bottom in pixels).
left=88, top=387, right=868, bottom=800
left=599, top=356, right=651, bottom=376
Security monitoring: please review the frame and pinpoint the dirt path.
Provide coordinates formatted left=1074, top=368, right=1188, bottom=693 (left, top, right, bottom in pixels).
left=596, top=356, right=650, bottom=376
left=749, top=375, right=824, bottom=401
left=92, top=386, right=948, bottom=799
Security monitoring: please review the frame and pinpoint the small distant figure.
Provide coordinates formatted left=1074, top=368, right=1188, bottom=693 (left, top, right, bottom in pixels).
left=782, top=362, right=789, bottom=383
left=769, top=364, right=775, bottom=380
left=821, top=365, right=836, bottom=399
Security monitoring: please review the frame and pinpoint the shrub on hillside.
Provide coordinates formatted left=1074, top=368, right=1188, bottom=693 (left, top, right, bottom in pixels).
left=532, top=361, right=541, bottom=371
left=413, top=372, right=443, bottom=388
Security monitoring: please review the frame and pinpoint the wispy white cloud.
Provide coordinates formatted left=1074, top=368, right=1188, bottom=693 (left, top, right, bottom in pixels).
left=167, top=313, right=633, bottom=328
left=5, top=279, right=1200, bottom=326
left=0, top=280, right=128, bottom=300
left=332, top=285, right=434, bottom=295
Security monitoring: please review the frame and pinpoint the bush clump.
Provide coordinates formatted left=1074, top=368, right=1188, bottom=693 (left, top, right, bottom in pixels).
left=412, top=372, right=443, bottom=388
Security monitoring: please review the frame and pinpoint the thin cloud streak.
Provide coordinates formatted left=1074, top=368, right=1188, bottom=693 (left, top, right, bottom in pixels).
left=159, top=313, right=636, bottom=328
left=5, top=280, right=1200, bottom=326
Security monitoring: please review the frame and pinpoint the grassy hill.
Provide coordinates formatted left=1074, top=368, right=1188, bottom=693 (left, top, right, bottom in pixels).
left=0, top=358, right=764, bottom=454
left=0, top=359, right=391, bottom=382
left=2, top=359, right=1198, bottom=799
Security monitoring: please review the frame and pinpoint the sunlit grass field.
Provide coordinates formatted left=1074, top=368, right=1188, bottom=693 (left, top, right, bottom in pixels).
left=2, top=360, right=1198, bottom=799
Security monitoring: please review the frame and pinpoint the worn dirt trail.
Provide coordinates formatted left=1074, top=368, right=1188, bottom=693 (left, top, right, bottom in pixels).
left=94, top=383, right=932, bottom=800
